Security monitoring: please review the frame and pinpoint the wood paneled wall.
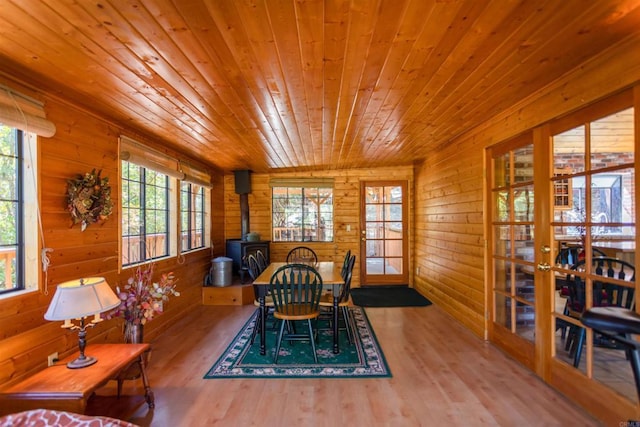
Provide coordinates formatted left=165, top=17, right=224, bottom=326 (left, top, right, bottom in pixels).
left=412, top=32, right=640, bottom=424
left=413, top=32, right=640, bottom=341
left=0, top=77, right=224, bottom=387
left=223, top=167, right=415, bottom=287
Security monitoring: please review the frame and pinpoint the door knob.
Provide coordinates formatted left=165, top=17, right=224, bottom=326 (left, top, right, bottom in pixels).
left=540, top=245, right=551, bottom=254
left=537, top=263, right=551, bottom=271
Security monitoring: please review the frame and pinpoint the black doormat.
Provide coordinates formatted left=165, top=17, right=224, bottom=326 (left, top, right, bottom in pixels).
left=351, top=286, right=433, bottom=307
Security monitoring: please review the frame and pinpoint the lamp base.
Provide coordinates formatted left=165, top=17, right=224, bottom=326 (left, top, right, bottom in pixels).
left=66, top=355, right=97, bottom=369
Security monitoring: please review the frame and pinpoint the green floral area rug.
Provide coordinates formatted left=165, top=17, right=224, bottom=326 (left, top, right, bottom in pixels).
left=204, top=306, right=391, bottom=378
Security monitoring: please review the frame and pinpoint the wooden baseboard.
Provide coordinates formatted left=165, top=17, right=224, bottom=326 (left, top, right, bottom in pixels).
left=202, top=284, right=254, bottom=306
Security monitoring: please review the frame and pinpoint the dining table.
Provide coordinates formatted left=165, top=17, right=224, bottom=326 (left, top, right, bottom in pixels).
left=252, top=261, right=345, bottom=356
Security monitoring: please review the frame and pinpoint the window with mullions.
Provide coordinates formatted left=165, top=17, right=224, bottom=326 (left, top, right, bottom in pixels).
left=180, top=182, right=205, bottom=252
left=272, top=187, right=333, bottom=242
left=0, top=125, right=23, bottom=294
left=121, top=161, right=170, bottom=266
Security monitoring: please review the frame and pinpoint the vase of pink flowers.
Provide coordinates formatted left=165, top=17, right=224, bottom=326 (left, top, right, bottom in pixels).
left=108, top=263, right=180, bottom=343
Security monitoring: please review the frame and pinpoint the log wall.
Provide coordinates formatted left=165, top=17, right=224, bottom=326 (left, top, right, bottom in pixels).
left=0, top=76, right=224, bottom=387
left=223, top=167, right=415, bottom=287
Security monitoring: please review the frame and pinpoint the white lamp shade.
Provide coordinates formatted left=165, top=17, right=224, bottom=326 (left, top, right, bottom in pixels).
left=44, top=277, right=121, bottom=321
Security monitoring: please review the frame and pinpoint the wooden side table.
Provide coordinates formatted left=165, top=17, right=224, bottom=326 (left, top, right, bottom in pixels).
left=0, top=343, right=154, bottom=416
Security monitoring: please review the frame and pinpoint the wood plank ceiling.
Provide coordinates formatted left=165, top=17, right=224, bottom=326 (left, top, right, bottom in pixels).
left=0, top=0, right=639, bottom=173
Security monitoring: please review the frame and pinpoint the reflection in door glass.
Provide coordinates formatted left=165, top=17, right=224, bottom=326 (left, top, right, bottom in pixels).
left=591, top=108, right=634, bottom=164
left=514, top=186, right=534, bottom=222
left=493, top=225, right=511, bottom=257
left=554, top=125, right=586, bottom=173
left=494, top=292, right=509, bottom=328
left=494, top=191, right=509, bottom=221
left=513, top=225, right=534, bottom=262
left=514, top=263, right=535, bottom=342
left=513, top=146, right=534, bottom=182
left=491, top=143, right=536, bottom=333
left=551, top=104, right=636, bottom=403
left=494, top=259, right=511, bottom=292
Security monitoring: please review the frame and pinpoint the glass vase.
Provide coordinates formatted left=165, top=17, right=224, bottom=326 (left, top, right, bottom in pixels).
left=124, top=322, right=144, bottom=344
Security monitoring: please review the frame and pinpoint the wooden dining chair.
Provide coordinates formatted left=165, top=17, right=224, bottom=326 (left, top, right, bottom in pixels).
left=564, top=257, right=636, bottom=367
left=255, top=250, right=268, bottom=272
left=246, top=254, right=274, bottom=345
left=269, top=263, right=324, bottom=363
left=286, top=246, right=318, bottom=264
left=554, top=247, right=608, bottom=339
left=319, top=254, right=356, bottom=344
left=341, top=250, right=352, bottom=275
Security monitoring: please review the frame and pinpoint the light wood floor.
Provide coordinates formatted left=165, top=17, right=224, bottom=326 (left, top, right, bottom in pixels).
left=92, top=304, right=602, bottom=426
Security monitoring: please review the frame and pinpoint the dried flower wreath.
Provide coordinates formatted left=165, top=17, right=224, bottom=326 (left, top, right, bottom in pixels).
left=66, top=169, right=113, bottom=231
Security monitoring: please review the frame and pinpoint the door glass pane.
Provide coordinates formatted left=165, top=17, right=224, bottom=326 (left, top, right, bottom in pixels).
left=494, top=225, right=511, bottom=257
left=366, top=239, right=382, bottom=257
left=366, top=187, right=382, bottom=203
left=494, top=153, right=510, bottom=187
left=387, top=205, right=402, bottom=221
left=494, top=190, right=509, bottom=221
left=366, top=205, right=382, bottom=220
left=366, top=222, right=382, bottom=238
left=593, top=344, right=636, bottom=402
left=494, top=259, right=511, bottom=292
left=515, top=263, right=535, bottom=341
left=385, top=259, right=402, bottom=275
left=384, top=240, right=402, bottom=257
left=386, top=222, right=402, bottom=236
left=514, top=186, right=534, bottom=221
left=554, top=125, right=586, bottom=173
left=495, top=292, right=510, bottom=328
left=513, top=146, right=534, bottom=182
left=514, top=225, right=534, bottom=262
left=385, top=186, right=402, bottom=202
left=591, top=108, right=634, bottom=166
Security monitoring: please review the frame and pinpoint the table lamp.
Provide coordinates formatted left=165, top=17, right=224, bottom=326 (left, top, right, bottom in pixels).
left=44, top=277, right=121, bottom=369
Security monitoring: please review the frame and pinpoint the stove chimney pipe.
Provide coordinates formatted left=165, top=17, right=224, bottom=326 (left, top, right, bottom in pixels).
left=234, top=170, right=252, bottom=240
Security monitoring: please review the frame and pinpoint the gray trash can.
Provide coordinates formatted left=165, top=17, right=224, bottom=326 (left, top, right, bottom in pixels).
left=212, top=257, right=233, bottom=287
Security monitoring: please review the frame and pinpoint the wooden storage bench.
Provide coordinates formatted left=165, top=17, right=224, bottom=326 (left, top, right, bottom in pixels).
left=202, top=284, right=254, bottom=305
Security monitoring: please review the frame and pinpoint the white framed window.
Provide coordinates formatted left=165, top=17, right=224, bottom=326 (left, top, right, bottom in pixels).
left=120, top=135, right=211, bottom=266
left=0, top=124, right=38, bottom=296
left=0, top=86, right=54, bottom=297
left=180, top=182, right=209, bottom=252
left=271, top=178, right=334, bottom=242
left=121, top=160, right=173, bottom=266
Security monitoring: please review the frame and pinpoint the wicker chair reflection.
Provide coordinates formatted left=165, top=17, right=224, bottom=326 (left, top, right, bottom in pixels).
left=564, top=257, right=635, bottom=367
left=286, top=246, right=318, bottom=264
left=269, top=263, right=324, bottom=363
